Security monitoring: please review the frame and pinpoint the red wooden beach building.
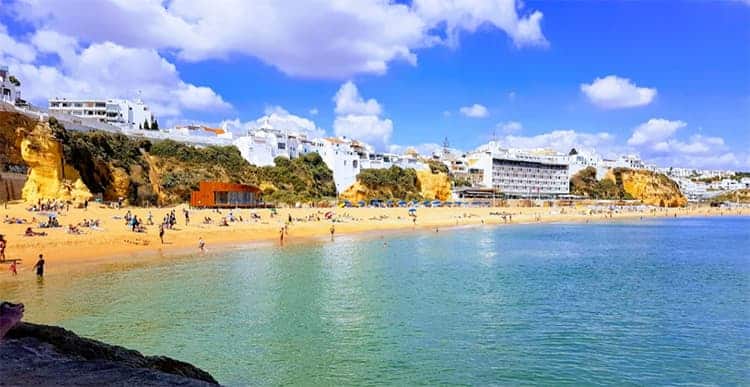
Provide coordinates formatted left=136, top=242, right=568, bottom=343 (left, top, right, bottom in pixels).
left=189, top=181, right=266, bottom=208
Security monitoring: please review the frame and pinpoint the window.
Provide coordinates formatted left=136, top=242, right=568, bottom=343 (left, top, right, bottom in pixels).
left=277, top=143, right=286, bottom=150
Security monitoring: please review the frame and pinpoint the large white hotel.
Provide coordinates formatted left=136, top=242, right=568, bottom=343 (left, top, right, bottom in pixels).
left=462, top=144, right=570, bottom=198
left=48, top=98, right=155, bottom=130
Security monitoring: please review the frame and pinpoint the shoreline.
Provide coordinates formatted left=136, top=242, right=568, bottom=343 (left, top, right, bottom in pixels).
left=0, top=202, right=747, bottom=280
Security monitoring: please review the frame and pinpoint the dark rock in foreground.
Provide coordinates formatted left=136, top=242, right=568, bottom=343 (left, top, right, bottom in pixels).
left=0, top=322, right=219, bottom=386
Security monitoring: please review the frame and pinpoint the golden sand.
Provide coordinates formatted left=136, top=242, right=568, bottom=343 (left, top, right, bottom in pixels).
left=0, top=201, right=746, bottom=279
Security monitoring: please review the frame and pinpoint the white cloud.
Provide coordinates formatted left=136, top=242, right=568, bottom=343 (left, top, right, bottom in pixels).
left=309, top=108, right=318, bottom=116
left=334, top=81, right=382, bottom=115
left=497, top=121, right=523, bottom=133
left=220, top=105, right=325, bottom=138
left=0, top=24, right=36, bottom=63
left=628, top=118, right=686, bottom=146
left=332, top=81, right=392, bottom=150
left=388, top=142, right=443, bottom=156
left=413, top=0, right=547, bottom=48
left=0, top=27, right=230, bottom=118
left=496, top=130, right=616, bottom=155
left=12, top=0, right=546, bottom=79
left=30, top=29, right=78, bottom=65
left=625, top=118, right=748, bottom=169
left=334, top=115, right=393, bottom=149
left=460, top=103, right=489, bottom=118
left=580, top=75, right=657, bottom=109
left=442, top=110, right=452, bottom=117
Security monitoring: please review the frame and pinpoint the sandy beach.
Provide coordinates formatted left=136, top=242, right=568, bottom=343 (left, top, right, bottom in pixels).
left=0, top=201, right=746, bottom=279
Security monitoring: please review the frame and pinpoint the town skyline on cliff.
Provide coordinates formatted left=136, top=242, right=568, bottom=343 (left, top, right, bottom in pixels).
left=0, top=1, right=748, bottom=169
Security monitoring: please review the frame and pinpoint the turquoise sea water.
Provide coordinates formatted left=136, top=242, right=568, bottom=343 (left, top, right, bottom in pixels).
left=2, top=217, right=749, bottom=385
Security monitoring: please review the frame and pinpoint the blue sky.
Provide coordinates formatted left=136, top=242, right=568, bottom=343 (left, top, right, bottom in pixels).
left=1, top=0, right=748, bottom=169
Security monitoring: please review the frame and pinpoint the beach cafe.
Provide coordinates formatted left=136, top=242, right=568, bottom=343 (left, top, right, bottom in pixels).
left=190, top=181, right=266, bottom=208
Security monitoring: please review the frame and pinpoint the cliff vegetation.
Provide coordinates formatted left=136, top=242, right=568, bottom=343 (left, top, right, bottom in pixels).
left=340, top=166, right=452, bottom=202
left=1, top=111, right=336, bottom=205
left=571, top=166, right=687, bottom=207
left=712, top=189, right=750, bottom=203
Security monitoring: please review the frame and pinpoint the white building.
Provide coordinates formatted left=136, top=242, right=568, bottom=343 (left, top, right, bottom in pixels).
left=0, top=66, right=21, bottom=105
left=48, top=98, right=155, bottom=130
left=232, top=118, right=308, bottom=167
left=567, top=150, right=606, bottom=179
left=466, top=143, right=570, bottom=198
left=675, top=178, right=708, bottom=201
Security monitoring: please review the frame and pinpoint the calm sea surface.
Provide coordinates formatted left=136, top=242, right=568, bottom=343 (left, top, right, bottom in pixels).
left=2, top=217, right=749, bottom=385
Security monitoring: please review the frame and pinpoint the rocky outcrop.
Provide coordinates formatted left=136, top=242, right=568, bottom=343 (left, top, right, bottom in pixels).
left=340, top=167, right=451, bottom=202
left=0, top=111, right=336, bottom=205
left=712, top=189, right=750, bottom=203
left=1, top=322, right=219, bottom=386
left=605, top=168, right=687, bottom=207
left=416, top=170, right=451, bottom=201
left=17, top=121, right=92, bottom=203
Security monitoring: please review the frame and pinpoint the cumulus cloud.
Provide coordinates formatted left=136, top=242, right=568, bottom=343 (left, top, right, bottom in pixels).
left=625, top=118, right=748, bottom=169
left=581, top=75, right=657, bottom=109
left=0, top=27, right=230, bottom=118
left=333, top=81, right=392, bottom=150
left=334, top=115, right=394, bottom=150
left=628, top=118, right=686, bottom=146
left=11, top=0, right=546, bottom=78
left=460, top=104, right=489, bottom=118
left=334, top=81, right=382, bottom=115
left=220, top=105, right=325, bottom=138
left=497, top=121, right=523, bottom=133
left=413, top=0, right=548, bottom=48
left=496, top=130, right=616, bottom=155
left=388, top=142, right=444, bottom=156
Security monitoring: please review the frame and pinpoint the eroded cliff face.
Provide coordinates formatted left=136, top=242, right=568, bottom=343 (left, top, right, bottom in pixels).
left=340, top=170, right=452, bottom=202
left=417, top=170, right=451, bottom=201
left=18, top=122, right=92, bottom=203
left=713, top=189, right=750, bottom=203
left=604, top=168, right=687, bottom=207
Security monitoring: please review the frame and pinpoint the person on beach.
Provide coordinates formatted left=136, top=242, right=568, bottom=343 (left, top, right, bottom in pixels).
left=198, top=237, right=205, bottom=252
left=279, top=227, right=285, bottom=245
left=32, top=254, right=45, bottom=277
left=158, top=223, right=165, bottom=244
left=0, top=302, right=24, bottom=340
left=330, top=224, right=335, bottom=241
left=8, top=261, right=17, bottom=276
left=0, top=235, right=6, bottom=262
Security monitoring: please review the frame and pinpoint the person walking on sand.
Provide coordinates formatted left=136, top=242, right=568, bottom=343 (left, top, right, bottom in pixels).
left=0, top=234, right=6, bottom=262
left=33, top=254, right=45, bottom=278
left=198, top=237, right=205, bottom=252
left=158, top=223, right=165, bottom=244
left=8, top=261, right=17, bottom=276
left=279, top=227, right=285, bottom=245
left=330, top=224, right=335, bottom=241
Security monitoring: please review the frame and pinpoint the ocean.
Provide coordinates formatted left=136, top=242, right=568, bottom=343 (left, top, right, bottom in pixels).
left=2, top=217, right=749, bottom=385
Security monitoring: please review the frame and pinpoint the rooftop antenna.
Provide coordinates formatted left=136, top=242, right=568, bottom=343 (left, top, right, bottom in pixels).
left=442, top=136, right=450, bottom=156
